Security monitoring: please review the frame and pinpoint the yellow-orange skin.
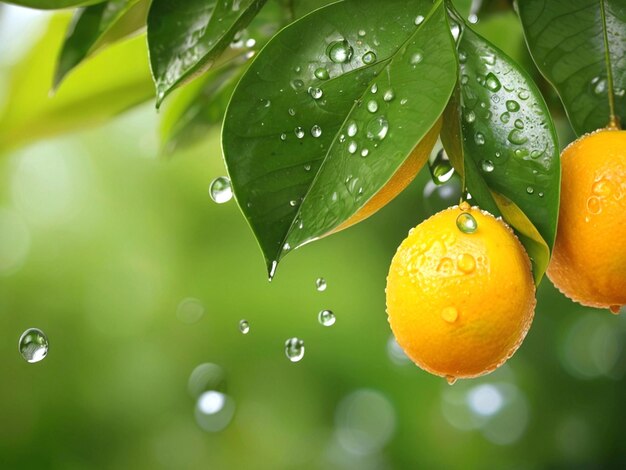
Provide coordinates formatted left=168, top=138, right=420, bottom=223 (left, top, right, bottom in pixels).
left=333, top=119, right=441, bottom=232
left=386, top=206, right=536, bottom=379
left=547, top=129, right=626, bottom=313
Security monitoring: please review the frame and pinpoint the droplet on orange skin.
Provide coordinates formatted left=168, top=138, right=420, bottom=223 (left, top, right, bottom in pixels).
left=441, top=306, right=459, bottom=323
left=610, top=305, right=621, bottom=314
left=457, top=253, right=476, bottom=273
left=592, top=179, right=612, bottom=197
left=446, top=375, right=457, bottom=385
left=459, top=201, right=471, bottom=212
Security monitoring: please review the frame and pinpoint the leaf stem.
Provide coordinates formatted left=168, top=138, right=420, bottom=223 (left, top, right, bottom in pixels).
left=600, top=0, right=621, bottom=129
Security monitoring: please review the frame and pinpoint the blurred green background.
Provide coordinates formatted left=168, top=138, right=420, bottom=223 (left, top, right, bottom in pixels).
left=0, top=4, right=625, bottom=469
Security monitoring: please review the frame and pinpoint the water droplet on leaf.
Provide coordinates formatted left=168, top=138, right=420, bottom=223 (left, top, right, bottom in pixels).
left=19, top=328, right=48, bottom=363
left=327, top=40, right=354, bottom=63
left=239, top=319, right=250, bottom=334
left=209, top=177, right=233, bottom=204
left=285, top=337, right=305, bottom=362
left=318, top=310, right=336, bottom=327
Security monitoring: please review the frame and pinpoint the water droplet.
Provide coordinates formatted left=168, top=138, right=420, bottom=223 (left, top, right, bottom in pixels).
left=239, top=319, right=250, bottom=334
left=429, top=149, right=454, bottom=184
left=450, top=22, right=461, bottom=42
left=517, top=89, right=530, bottom=100
left=363, top=51, right=377, bottom=64
left=366, top=116, right=389, bottom=141
left=482, top=53, right=496, bottom=66
left=327, top=40, right=353, bottom=63
left=19, top=328, right=48, bottom=363
left=289, top=199, right=298, bottom=207
left=526, top=186, right=534, bottom=195
left=456, top=213, right=477, bottom=233
left=610, top=305, right=621, bottom=315
left=459, top=201, right=471, bottom=211
left=367, top=100, right=379, bottom=113
left=314, top=67, right=330, bottom=80
left=347, top=121, right=358, bottom=137
left=465, top=110, right=476, bottom=123
left=475, top=132, right=485, bottom=145
left=304, top=164, right=312, bottom=171
left=291, top=79, right=304, bottom=90
left=309, top=87, right=323, bottom=100
left=446, top=375, right=457, bottom=385
left=484, top=73, right=501, bottom=92
left=506, top=100, right=520, bottom=112
left=348, top=141, right=358, bottom=154
left=460, top=74, right=469, bottom=85
left=295, top=126, right=305, bottom=139
left=311, top=125, right=322, bottom=138
left=410, top=52, right=423, bottom=66
left=370, top=83, right=378, bottom=94
left=361, top=148, right=369, bottom=157
left=318, top=309, right=336, bottom=326
left=514, top=119, right=524, bottom=129
left=591, top=76, right=607, bottom=95
left=538, top=192, right=544, bottom=198
left=358, top=29, right=367, bottom=37
left=316, top=277, right=327, bottom=291
left=457, top=253, right=476, bottom=273
left=468, top=13, right=479, bottom=24
left=285, top=337, right=305, bottom=362
left=400, top=98, right=408, bottom=105
left=415, top=15, right=425, bottom=25
left=507, top=129, right=528, bottom=145
left=280, top=133, right=287, bottom=141
left=458, top=51, right=467, bottom=63
left=383, top=89, right=395, bottom=102
left=481, top=159, right=494, bottom=172
left=209, top=177, right=233, bottom=204
left=195, top=390, right=236, bottom=432
left=586, top=196, right=601, bottom=214
left=500, top=112, right=510, bottom=123
left=441, top=306, right=458, bottom=323
left=288, top=108, right=296, bottom=116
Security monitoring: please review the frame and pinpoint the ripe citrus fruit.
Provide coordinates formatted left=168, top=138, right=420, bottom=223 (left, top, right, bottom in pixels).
left=333, top=119, right=441, bottom=232
left=547, top=128, right=626, bottom=314
left=386, top=204, right=536, bottom=381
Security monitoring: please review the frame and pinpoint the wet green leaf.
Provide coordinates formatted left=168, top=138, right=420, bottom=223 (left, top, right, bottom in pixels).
left=54, top=0, right=150, bottom=88
left=0, top=14, right=153, bottom=152
left=518, top=0, right=626, bottom=134
left=147, top=0, right=268, bottom=106
left=443, top=22, right=560, bottom=283
left=223, top=0, right=457, bottom=276
left=2, top=0, right=103, bottom=8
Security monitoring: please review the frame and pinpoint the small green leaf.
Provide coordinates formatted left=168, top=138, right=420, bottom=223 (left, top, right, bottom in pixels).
left=518, top=0, right=626, bottom=134
left=0, top=14, right=153, bottom=153
left=2, top=0, right=104, bottom=8
left=147, top=0, right=268, bottom=106
left=443, top=22, right=560, bottom=283
left=223, top=0, right=457, bottom=276
left=54, top=0, right=150, bottom=88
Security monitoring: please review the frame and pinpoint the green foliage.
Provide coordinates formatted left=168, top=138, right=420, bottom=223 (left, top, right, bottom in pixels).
left=0, top=0, right=624, bottom=281
left=518, top=0, right=626, bottom=134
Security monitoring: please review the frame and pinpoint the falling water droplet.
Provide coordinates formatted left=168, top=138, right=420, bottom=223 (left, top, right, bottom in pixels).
left=19, top=328, right=48, bottom=363
left=363, top=51, right=377, bottom=64
left=456, top=213, right=477, bottom=233
left=314, top=67, right=330, bottom=80
left=239, top=319, right=250, bottom=334
left=318, top=309, right=336, bottom=326
left=311, top=125, right=322, bottom=138
left=209, top=177, right=233, bottom=204
left=285, top=337, right=305, bottom=362
left=327, top=40, right=354, bottom=63
left=366, top=116, right=389, bottom=141
left=481, top=159, right=494, bottom=173
left=441, top=307, right=459, bottom=323
left=429, top=149, right=454, bottom=184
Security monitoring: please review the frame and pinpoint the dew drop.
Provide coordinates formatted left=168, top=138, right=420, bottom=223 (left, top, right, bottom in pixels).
left=526, top=186, right=534, bottom=195
left=383, top=89, right=395, bottom=102
left=591, top=76, right=607, bottom=95
left=318, top=309, right=336, bottom=327
left=610, top=305, right=621, bottom=315
left=348, top=141, right=358, bottom=154
left=464, top=110, right=476, bottom=123
left=457, top=253, right=476, bottom=273
left=327, top=39, right=353, bottom=63
left=506, top=100, right=520, bottom=112
left=429, top=149, right=454, bottom=184
left=280, top=133, right=287, bottom=141
left=366, top=116, right=389, bottom=141
left=367, top=100, right=379, bottom=113
left=481, top=159, right=494, bottom=173
left=446, top=375, right=457, bottom=385
left=441, top=306, right=459, bottom=323
left=458, top=51, right=467, bottom=63
left=285, top=337, right=305, bottom=362
left=295, top=126, right=305, bottom=139
left=239, top=319, right=250, bottom=334
left=460, top=74, right=469, bottom=85
left=415, top=15, right=425, bottom=25
left=347, top=121, right=358, bottom=137
left=358, top=29, right=367, bottom=37
left=314, top=67, right=330, bottom=80
left=507, top=129, right=528, bottom=145
left=500, top=112, right=510, bottom=124
left=363, top=51, right=377, bottom=64
left=309, top=87, right=323, bottom=100
left=370, top=83, right=378, bottom=94
left=484, top=73, right=501, bottom=92
left=474, top=132, right=485, bottom=145
left=291, top=79, right=304, bottom=90
left=514, top=119, right=524, bottom=130
left=400, top=98, right=408, bottom=105
left=19, top=328, right=48, bottom=363
left=289, top=199, right=298, bottom=207
left=311, top=125, right=322, bottom=138
left=517, top=89, right=530, bottom=100
left=456, top=213, right=477, bottom=233
left=209, top=177, right=233, bottom=204
left=410, top=52, right=423, bottom=66
left=586, top=196, right=601, bottom=214
left=361, top=148, right=369, bottom=157
left=316, top=277, right=327, bottom=291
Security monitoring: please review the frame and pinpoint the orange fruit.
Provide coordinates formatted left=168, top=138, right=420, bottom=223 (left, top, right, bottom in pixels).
left=547, top=129, right=626, bottom=314
left=333, top=119, right=441, bottom=232
left=386, top=204, right=536, bottom=381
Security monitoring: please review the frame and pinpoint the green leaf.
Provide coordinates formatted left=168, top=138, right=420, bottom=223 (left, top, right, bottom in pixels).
left=147, top=0, right=268, bottom=106
left=0, top=14, right=154, bottom=152
left=223, top=0, right=457, bottom=277
left=54, top=0, right=150, bottom=88
left=443, top=21, right=560, bottom=282
left=1, top=0, right=104, bottom=9
left=518, top=0, right=626, bottom=134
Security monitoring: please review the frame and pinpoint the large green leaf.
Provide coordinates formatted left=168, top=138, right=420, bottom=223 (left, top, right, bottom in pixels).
left=54, top=0, right=150, bottom=88
left=0, top=14, right=153, bottom=152
left=518, top=0, right=626, bottom=134
left=147, top=0, right=268, bottom=106
left=223, top=0, right=457, bottom=277
left=2, top=0, right=104, bottom=8
left=442, top=20, right=560, bottom=283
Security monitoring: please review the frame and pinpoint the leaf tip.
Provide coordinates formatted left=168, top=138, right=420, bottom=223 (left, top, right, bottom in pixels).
left=266, top=259, right=278, bottom=282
